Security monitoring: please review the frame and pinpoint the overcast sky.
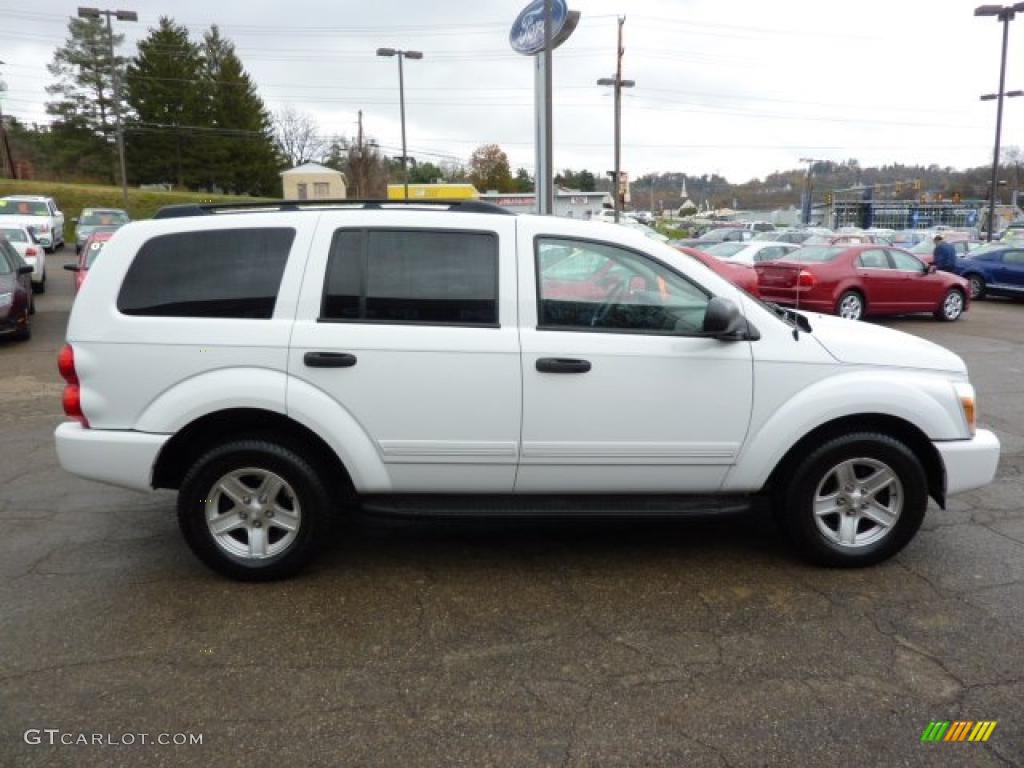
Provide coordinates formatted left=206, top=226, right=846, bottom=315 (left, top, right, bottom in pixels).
left=1, top=0, right=1021, bottom=183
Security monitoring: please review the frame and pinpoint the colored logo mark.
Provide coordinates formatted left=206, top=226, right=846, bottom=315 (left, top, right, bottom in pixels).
left=921, top=721, right=997, bottom=742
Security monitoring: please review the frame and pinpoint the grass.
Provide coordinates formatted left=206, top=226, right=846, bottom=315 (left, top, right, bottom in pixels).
left=0, top=179, right=271, bottom=243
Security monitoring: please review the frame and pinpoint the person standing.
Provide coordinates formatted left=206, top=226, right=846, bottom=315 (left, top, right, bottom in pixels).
left=932, top=235, right=957, bottom=273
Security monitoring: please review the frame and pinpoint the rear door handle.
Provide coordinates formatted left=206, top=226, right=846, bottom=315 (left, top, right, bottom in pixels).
left=304, top=352, right=357, bottom=368
left=536, top=357, right=591, bottom=374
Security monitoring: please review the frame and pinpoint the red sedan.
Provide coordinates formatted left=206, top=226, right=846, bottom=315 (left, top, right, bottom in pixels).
left=64, top=230, right=115, bottom=293
left=754, top=244, right=969, bottom=322
left=674, top=245, right=760, bottom=297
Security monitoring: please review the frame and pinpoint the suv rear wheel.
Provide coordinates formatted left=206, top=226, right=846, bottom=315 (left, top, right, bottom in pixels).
left=178, top=439, right=330, bottom=580
left=776, top=432, right=927, bottom=567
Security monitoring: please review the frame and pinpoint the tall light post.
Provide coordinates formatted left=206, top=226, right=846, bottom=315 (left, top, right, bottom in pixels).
left=975, top=3, right=1024, bottom=239
left=597, top=17, right=634, bottom=223
left=376, top=47, right=422, bottom=200
left=799, top=157, right=825, bottom=226
left=0, top=59, right=15, bottom=180
left=78, top=8, right=136, bottom=208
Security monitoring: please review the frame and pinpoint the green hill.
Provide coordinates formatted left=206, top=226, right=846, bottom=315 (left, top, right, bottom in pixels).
left=0, top=179, right=271, bottom=242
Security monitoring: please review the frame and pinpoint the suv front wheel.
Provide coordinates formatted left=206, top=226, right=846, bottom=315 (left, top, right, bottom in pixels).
left=178, top=439, right=330, bottom=580
left=777, top=432, right=927, bottom=567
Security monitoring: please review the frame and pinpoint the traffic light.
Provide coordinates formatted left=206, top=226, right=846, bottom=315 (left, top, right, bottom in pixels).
left=913, top=179, right=922, bottom=191
left=920, top=193, right=928, bottom=203
left=953, top=191, right=961, bottom=204
left=824, top=191, right=833, bottom=205
left=895, top=181, right=903, bottom=194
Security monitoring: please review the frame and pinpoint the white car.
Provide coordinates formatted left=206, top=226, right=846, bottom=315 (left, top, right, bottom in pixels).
left=54, top=201, right=1000, bottom=580
left=0, top=195, right=66, bottom=254
left=0, top=224, right=47, bottom=291
left=703, top=240, right=801, bottom=265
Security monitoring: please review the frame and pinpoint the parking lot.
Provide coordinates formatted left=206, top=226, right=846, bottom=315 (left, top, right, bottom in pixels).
left=1, top=254, right=1022, bottom=768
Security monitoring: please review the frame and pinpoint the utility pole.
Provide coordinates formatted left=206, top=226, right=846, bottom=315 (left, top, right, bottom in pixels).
left=0, top=60, right=16, bottom=180
left=597, top=17, right=635, bottom=223
left=799, top=157, right=825, bottom=225
left=78, top=7, right=137, bottom=208
left=356, top=109, right=365, bottom=197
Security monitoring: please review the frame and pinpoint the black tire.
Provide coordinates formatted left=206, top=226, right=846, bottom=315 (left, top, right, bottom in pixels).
left=178, top=439, right=331, bottom=581
left=966, top=274, right=986, bottom=300
left=836, top=290, right=865, bottom=321
left=934, top=287, right=965, bottom=322
left=34, top=272, right=45, bottom=294
left=776, top=432, right=927, bottom=567
left=28, top=295, right=35, bottom=315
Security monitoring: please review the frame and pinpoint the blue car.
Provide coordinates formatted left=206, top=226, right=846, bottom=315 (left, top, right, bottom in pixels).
left=955, top=244, right=1024, bottom=300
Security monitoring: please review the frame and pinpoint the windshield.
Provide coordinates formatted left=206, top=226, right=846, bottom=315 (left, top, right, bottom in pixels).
left=703, top=242, right=746, bottom=258
left=700, top=228, right=738, bottom=241
left=787, top=246, right=846, bottom=263
left=966, top=243, right=1006, bottom=259
left=0, top=200, right=49, bottom=216
left=0, top=228, right=28, bottom=243
left=80, top=211, right=128, bottom=226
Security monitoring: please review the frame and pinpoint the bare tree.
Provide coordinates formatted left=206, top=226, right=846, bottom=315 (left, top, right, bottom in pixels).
left=273, top=106, right=326, bottom=167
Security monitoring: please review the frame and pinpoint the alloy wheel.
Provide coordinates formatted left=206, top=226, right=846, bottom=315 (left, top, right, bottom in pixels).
left=838, top=294, right=863, bottom=320
left=812, top=457, right=903, bottom=549
left=204, top=468, right=302, bottom=561
left=943, top=291, right=964, bottom=320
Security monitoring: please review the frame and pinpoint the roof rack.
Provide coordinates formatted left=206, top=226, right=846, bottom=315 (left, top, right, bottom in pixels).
left=152, top=199, right=514, bottom=219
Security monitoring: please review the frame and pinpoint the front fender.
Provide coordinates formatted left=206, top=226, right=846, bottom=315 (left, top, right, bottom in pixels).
left=723, top=369, right=966, bottom=492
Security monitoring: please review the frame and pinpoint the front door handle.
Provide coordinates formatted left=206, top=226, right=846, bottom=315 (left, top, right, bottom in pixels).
left=536, top=357, right=591, bottom=374
left=304, top=352, right=357, bottom=368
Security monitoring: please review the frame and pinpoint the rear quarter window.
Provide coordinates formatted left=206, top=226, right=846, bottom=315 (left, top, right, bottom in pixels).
left=117, top=228, right=295, bottom=319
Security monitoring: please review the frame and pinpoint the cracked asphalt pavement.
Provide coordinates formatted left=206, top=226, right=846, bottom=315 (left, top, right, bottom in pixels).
left=1, top=254, right=1022, bottom=767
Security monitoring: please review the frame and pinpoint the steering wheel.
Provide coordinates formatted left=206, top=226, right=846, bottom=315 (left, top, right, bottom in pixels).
left=591, top=277, right=629, bottom=327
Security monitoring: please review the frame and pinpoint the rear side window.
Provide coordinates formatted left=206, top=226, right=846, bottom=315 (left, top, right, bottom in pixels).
left=321, top=229, right=498, bottom=326
left=117, top=228, right=295, bottom=319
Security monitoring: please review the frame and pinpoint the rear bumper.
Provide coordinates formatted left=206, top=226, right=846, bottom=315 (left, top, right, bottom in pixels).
left=935, top=429, right=1000, bottom=496
left=55, top=422, right=169, bottom=491
left=758, top=291, right=834, bottom=313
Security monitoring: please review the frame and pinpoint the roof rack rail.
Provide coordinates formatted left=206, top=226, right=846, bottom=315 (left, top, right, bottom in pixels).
left=152, top=198, right=514, bottom=219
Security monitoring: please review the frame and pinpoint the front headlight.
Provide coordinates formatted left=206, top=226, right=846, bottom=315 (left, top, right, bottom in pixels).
left=953, top=382, right=977, bottom=436
left=0, top=292, right=12, bottom=309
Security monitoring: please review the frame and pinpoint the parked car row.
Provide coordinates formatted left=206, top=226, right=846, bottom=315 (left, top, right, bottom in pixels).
left=0, top=198, right=130, bottom=344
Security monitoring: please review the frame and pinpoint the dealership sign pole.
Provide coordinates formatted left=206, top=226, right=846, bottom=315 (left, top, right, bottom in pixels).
left=510, top=0, right=580, bottom=215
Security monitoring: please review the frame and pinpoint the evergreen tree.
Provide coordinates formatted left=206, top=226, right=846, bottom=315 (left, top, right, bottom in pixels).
left=45, top=16, right=126, bottom=182
left=125, top=17, right=210, bottom=187
left=201, top=26, right=280, bottom=195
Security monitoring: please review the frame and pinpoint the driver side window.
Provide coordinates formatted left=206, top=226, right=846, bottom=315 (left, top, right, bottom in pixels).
left=536, top=237, right=710, bottom=334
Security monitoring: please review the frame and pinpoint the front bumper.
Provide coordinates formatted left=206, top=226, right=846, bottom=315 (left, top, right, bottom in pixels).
left=55, top=422, right=170, bottom=491
left=935, top=429, right=1001, bottom=496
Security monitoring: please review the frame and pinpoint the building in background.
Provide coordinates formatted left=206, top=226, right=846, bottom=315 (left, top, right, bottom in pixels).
left=479, top=188, right=612, bottom=218
left=281, top=163, right=346, bottom=201
left=387, top=183, right=478, bottom=200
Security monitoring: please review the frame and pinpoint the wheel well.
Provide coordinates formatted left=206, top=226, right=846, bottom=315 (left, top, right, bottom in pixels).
left=837, top=287, right=866, bottom=310
left=762, top=414, right=946, bottom=508
left=152, top=408, right=355, bottom=499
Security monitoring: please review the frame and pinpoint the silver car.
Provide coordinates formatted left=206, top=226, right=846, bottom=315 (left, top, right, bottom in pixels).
left=74, top=208, right=130, bottom=253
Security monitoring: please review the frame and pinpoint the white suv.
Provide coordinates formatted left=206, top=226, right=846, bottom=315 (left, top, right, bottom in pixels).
left=0, top=195, right=66, bottom=255
left=55, top=201, right=1001, bottom=580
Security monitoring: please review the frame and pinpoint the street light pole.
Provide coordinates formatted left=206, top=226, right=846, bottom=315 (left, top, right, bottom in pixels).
left=0, top=59, right=16, bottom=180
left=975, top=3, right=1024, bottom=239
left=78, top=7, right=136, bottom=208
left=377, top=48, right=423, bottom=200
left=597, top=17, right=634, bottom=223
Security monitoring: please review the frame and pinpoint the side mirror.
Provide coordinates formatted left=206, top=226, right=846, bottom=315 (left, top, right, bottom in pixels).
left=926, top=264, right=937, bottom=274
left=17, top=265, right=34, bottom=276
left=702, top=296, right=746, bottom=340
left=63, top=264, right=81, bottom=272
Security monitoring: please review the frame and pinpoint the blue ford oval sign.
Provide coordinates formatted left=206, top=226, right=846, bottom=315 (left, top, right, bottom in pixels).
left=510, top=0, right=569, bottom=55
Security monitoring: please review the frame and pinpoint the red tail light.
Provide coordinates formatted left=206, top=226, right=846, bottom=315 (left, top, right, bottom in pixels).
left=797, top=270, right=817, bottom=289
left=25, top=247, right=38, bottom=257
left=58, top=344, right=88, bottom=427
